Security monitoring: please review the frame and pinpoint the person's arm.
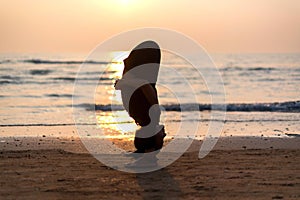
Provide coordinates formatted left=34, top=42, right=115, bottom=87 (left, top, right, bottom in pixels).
left=114, top=77, right=147, bottom=90
left=115, top=77, right=158, bottom=105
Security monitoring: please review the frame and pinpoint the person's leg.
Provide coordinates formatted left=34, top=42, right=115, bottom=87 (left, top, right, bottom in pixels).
left=154, top=125, right=166, bottom=151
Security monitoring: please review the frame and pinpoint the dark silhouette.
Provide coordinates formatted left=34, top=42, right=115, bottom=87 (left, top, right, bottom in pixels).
left=115, top=40, right=166, bottom=156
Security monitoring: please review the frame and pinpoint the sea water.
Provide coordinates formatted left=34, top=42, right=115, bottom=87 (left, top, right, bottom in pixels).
left=0, top=53, right=299, bottom=139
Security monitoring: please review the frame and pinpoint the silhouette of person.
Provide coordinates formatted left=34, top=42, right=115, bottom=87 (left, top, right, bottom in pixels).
left=115, top=40, right=166, bottom=158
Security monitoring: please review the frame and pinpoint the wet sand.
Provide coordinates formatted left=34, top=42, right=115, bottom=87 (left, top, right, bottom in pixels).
left=1, top=136, right=300, bottom=199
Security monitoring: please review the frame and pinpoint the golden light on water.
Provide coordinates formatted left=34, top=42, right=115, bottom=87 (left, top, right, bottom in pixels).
left=108, top=51, right=129, bottom=103
left=95, top=51, right=138, bottom=139
left=94, top=51, right=129, bottom=105
left=96, top=111, right=138, bottom=139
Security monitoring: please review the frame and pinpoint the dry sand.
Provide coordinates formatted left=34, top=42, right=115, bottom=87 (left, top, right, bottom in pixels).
left=0, top=136, right=300, bottom=199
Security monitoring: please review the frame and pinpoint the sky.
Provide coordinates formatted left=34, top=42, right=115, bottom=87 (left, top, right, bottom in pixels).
left=0, top=0, right=300, bottom=54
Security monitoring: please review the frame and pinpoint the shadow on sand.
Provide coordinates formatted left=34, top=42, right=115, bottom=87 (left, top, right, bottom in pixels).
left=136, top=169, right=182, bottom=200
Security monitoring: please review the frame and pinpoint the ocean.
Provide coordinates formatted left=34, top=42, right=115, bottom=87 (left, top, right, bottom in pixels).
left=0, top=53, right=299, bottom=139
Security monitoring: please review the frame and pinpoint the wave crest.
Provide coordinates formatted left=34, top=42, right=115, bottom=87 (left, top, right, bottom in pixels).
left=93, top=101, right=300, bottom=112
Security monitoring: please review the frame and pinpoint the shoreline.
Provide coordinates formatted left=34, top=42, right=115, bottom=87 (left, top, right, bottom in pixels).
left=1, top=135, right=299, bottom=153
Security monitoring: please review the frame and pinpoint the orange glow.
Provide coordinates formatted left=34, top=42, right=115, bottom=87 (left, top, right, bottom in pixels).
left=0, top=0, right=300, bottom=53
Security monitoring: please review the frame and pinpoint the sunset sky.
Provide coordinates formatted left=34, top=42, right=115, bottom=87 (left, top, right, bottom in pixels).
left=1, top=0, right=299, bottom=53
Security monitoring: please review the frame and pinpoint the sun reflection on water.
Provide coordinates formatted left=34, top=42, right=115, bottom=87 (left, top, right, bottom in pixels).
left=95, top=51, right=138, bottom=140
left=95, top=111, right=138, bottom=139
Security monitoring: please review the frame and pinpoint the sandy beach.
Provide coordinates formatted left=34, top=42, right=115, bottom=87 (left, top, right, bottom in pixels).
left=1, top=136, right=299, bottom=200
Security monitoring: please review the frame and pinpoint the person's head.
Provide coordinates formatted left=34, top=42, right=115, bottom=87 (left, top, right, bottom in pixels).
left=123, top=40, right=161, bottom=78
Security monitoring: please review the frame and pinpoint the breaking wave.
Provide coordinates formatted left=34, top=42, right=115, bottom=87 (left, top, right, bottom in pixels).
left=93, top=100, right=300, bottom=112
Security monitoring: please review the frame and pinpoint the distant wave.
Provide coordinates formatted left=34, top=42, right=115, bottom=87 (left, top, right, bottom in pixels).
left=92, top=100, right=300, bottom=112
left=0, top=75, right=21, bottom=80
left=0, top=76, right=114, bottom=85
left=21, top=59, right=118, bottom=65
left=0, top=59, right=118, bottom=65
left=221, top=66, right=277, bottom=71
left=30, top=69, right=52, bottom=75
left=45, top=94, right=73, bottom=98
left=52, top=77, right=113, bottom=81
left=0, top=80, right=15, bottom=84
left=225, top=101, right=300, bottom=112
left=0, top=60, right=11, bottom=64
left=0, top=59, right=294, bottom=72
left=0, top=75, right=21, bottom=84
